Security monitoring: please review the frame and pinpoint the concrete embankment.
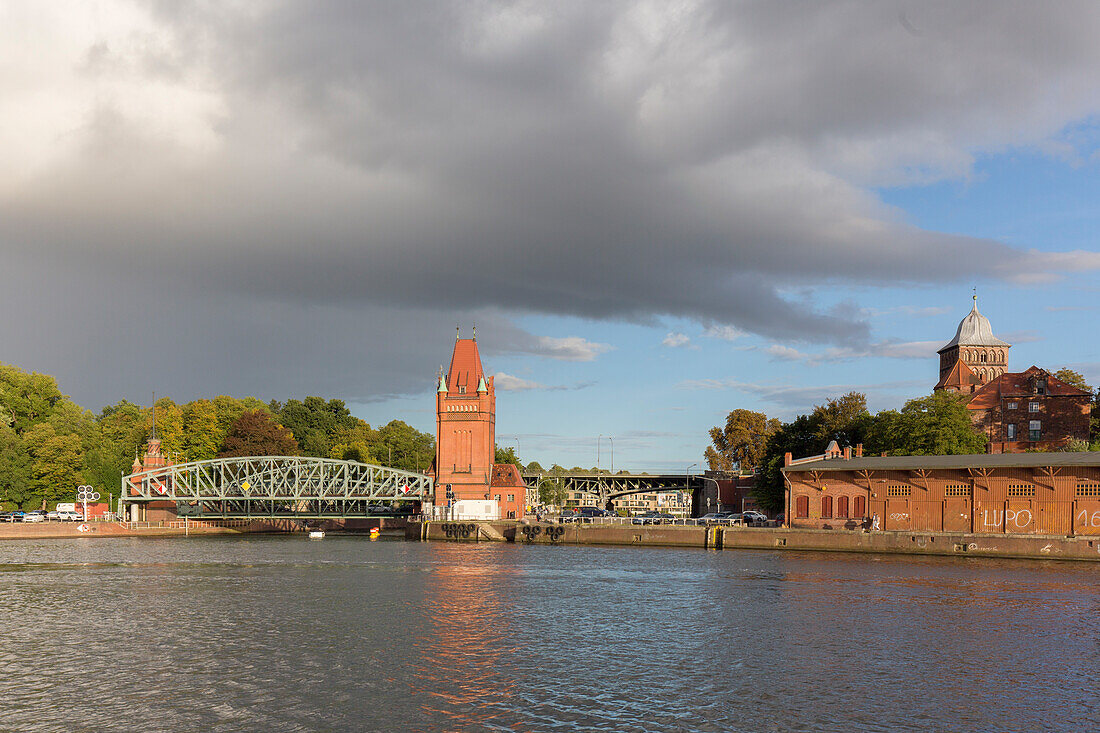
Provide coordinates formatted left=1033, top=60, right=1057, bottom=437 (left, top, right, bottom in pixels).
left=0, top=517, right=408, bottom=540
left=410, top=520, right=1100, bottom=562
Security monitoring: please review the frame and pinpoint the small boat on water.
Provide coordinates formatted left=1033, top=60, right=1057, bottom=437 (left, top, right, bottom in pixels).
left=308, top=530, right=325, bottom=539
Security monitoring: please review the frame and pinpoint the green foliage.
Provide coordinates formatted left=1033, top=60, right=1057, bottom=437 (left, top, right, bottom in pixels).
left=751, top=391, right=983, bottom=514
left=1054, top=368, right=1093, bottom=392
left=537, top=478, right=568, bottom=507
left=0, top=426, right=33, bottom=509
left=495, top=445, right=521, bottom=467
left=219, top=410, right=299, bottom=457
left=375, top=420, right=434, bottom=473
left=866, top=392, right=987, bottom=456
left=182, top=399, right=220, bottom=462
left=278, top=397, right=359, bottom=458
left=0, top=364, right=64, bottom=435
left=705, top=409, right=781, bottom=472
left=525, top=461, right=544, bottom=473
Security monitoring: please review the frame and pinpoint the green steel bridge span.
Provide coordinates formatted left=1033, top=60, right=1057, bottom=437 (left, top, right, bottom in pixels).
left=520, top=471, right=709, bottom=511
left=122, top=456, right=433, bottom=520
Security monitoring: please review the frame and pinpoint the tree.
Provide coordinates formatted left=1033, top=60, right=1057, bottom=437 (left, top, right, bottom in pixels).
left=537, top=478, right=568, bottom=507
left=495, top=445, right=521, bottom=467
left=278, top=397, right=359, bottom=458
left=0, top=426, right=32, bottom=509
left=0, top=363, right=64, bottom=435
left=375, top=420, right=434, bottom=473
left=1054, top=368, right=1093, bottom=392
left=752, top=393, right=878, bottom=514
left=525, top=461, right=545, bottom=473
left=328, top=420, right=378, bottom=463
left=704, top=409, right=780, bottom=472
left=866, top=392, right=987, bottom=456
left=219, top=410, right=299, bottom=457
left=182, top=399, right=220, bottom=462
left=23, top=423, right=84, bottom=507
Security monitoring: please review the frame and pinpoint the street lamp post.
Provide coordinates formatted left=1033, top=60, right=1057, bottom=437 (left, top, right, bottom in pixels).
left=597, top=434, right=602, bottom=471
left=608, top=436, right=614, bottom=475
left=686, top=463, right=697, bottom=517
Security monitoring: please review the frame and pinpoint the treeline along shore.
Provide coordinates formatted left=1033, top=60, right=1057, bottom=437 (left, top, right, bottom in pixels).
left=0, top=362, right=434, bottom=512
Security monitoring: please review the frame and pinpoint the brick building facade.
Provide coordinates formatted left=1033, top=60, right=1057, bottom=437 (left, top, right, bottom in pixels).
left=432, top=332, right=525, bottom=519
left=934, top=297, right=1091, bottom=452
left=967, top=366, right=1091, bottom=453
left=783, top=451, right=1100, bottom=536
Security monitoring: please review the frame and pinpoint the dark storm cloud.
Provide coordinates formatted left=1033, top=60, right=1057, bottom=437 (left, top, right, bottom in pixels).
left=3, top=1, right=1100, bottom=405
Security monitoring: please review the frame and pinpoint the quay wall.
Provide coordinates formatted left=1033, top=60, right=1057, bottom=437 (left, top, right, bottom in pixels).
left=411, top=521, right=1100, bottom=562
left=0, top=517, right=408, bottom=540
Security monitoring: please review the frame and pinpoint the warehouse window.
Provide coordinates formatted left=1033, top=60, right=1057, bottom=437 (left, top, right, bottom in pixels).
left=1029, top=401, right=1039, bottom=412
left=1029, top=420, right=1041, bottom=441
left=837, top=496, right=849, bottom=518
left=795, top=495, right=809, bottom=518
left=854, top=496, right=866, bottom=518
left=1007, top=483, right=1035, bottom=497
left=1007, top=424, right=1016, bottom=440
left=821, top=495, right=833, bottom=518
left=1007, top=402, right=1018, bottom=410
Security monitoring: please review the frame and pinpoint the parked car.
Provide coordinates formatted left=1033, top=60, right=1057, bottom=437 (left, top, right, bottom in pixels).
left=696, top=512, right=734, bottom=526
left=58, top=510, right=82, bottom=522
left=23, top=510, right=47, bottom=523
left=46, top=510, right=60, bottom=521
left=632, top=511, right=674, bottom=525
left=574, top=507, right=610, bottom=522
left=557, top=509, right=579, bottom=523
left=7, top=511, right=25, bottom=522
left=742, top=511, right=768, bottom=526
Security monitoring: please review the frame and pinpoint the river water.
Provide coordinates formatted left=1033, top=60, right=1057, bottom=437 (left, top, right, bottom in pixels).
left=0, top=536, right=1097, bottom=732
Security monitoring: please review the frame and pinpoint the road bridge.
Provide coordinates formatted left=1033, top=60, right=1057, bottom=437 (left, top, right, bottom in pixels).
left=122, top=456, right=433, bottom=520
left=520, top=472, right=709, bottom=511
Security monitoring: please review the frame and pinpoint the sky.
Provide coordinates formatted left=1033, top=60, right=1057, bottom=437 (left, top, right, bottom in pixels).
left=2, top=1, right=1099, bottom=472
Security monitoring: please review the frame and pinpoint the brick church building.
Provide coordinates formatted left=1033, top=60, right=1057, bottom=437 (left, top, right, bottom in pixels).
left=431, top=331, right=526, bottom=519
left=934, top=297, right=1091, bottom=452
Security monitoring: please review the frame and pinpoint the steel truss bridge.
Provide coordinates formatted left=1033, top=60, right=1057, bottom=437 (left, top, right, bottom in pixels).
left=122, top=456, right=433, bottom=519
left=520, top=472, right=706, bottom=510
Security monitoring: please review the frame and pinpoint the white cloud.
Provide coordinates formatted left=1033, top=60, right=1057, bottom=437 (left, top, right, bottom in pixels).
left=493, top=372, right=546, bottom=391
left=532, top=336, right=614, bottom=361
left=764, top=344, right=805, bottom=361
left=703, top=325, right=746, bottom=341
left=661, top=331, right=691, bottom=348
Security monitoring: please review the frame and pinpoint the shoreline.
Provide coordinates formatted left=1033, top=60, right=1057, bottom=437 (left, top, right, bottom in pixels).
left=6, top=518, right=1098, bottom=563
left=410, top=520, right=1100, bottom=563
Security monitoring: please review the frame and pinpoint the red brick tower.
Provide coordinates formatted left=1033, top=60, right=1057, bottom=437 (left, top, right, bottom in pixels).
left=434, top=330, right=525, bottom=519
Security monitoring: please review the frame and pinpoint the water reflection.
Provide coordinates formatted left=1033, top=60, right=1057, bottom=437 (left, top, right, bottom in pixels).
left=413, top=544, right=520, bottom=728
left=0, top=539, right=1096, bottom=732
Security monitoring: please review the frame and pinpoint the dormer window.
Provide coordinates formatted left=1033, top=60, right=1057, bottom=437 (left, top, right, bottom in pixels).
left=1035, top=380, right=1046, bottom=395
left=458, top=386, right=466, bottom=394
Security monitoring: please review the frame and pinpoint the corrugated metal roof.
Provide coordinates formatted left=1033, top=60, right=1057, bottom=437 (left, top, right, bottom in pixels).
left=783, top=452, right=1100, bottom=472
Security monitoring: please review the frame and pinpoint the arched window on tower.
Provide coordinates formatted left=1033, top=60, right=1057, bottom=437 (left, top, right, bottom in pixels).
left=980, top=352, right=987, bottom=363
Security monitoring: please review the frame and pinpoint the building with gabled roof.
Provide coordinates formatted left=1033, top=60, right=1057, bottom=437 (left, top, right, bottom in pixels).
left=967, top=366, right=1091, bottom=453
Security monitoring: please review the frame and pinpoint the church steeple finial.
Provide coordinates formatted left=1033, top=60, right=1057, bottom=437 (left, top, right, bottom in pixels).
left=456, top=324, right=460, bottom=340
left=472, top=323, right=476, bottom=340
